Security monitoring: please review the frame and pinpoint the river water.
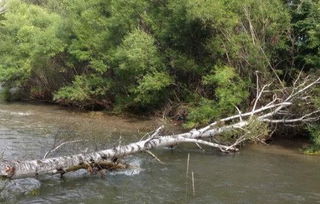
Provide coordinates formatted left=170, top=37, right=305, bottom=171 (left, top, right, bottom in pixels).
left=0, top=102, right=320, bottom=203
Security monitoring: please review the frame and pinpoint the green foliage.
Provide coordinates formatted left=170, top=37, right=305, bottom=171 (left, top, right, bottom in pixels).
left=289, top=0, right=320, bottom=69
left=183, top=99, right=217, bottom=128
left=65, top=0, right=112, bottom=73
left=54, top=74, right=111, bottom=107
left=186, top=0, right=290, bottom=76
left=111, top=29, right=169, bottom=110
left=114, top=29, right=163, bottom=75
left=243, top=118, right=270, bottom=142
left=304, top=82, right=320, bottom=153
left=0, top=0, right=65, bottom=87
left=186, top=66, right=248, bottom=127
left=133, top=72, right=173, bottom=106
left=186, top=0, right=238, bottom=27
left=304, top=124, right=320, bottom=155
left=0, top=0, right=319, bottom=131
left=308, top=125, right=320, bottom=146
left=203, top=66, right=249, bottom=113
left=312, top=88, right=320, bottom=108
left=0, top=88, right=11, bottom=102
left=217, top=117, right=270, bottom=144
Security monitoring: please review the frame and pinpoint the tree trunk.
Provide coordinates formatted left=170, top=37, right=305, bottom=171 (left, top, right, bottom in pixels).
left=0, top=122, right=246, bottom=179
left=0, top=77, right=319, bottom=179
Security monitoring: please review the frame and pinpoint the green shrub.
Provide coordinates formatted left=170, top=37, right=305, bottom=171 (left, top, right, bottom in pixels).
left=54, top=74, right=111, bottom=107
left=0, top=0, right=65, bottom=88
left=0, top=87, right=11, bottom=102
left=132, top=72, right=173, bottom=106
left=185, top=66, right=248, bottom=128
left=0, top=0, right=319, bottom=128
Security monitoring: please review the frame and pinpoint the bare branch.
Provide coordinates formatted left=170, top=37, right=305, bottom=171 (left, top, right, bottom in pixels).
left=145, top=150, right=165, bottom=164
left=139, top=125, right=164, bottom=142
left=292, top=68, right=305, bottom=89
left=286, top=77, right=320, bottom=102
left=195, top=143, right=205, bottom=151
left=144, top=125, right=164, bottom=144
left=43, top=140, right=86, bottom=159
left=234, top=105, right=243, bottom=122
left=1, top=76, right=319, bottom=179
left=150, top=125, right=164, bottom=138
left=261, top=110, right=320, bottom=124
left=192, top=171, right=195, bottom=196
left=251, top=82, right=271, bottom=116
left=200, top=102, right=291, bottom=133
left=180, top=138, right=238, bottom=152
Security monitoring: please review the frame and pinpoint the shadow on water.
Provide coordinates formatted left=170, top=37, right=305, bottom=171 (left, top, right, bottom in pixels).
left=0, top=102, right=320, bottom=203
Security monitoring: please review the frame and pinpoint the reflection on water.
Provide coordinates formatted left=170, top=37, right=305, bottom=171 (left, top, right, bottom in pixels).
left=0, top=102, right=320, bottom=203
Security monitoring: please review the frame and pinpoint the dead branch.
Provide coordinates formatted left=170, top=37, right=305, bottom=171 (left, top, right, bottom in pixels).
left=0, top=77, right=319, bottom=179
left=43, top=140, right=86, bottom=159
left=145, top=150, right=165, bottom=164
left=261, top=110, right=320, bottom=123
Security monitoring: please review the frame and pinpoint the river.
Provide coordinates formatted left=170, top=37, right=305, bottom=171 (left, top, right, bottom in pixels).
left=0, top=102, right=320, bottom=203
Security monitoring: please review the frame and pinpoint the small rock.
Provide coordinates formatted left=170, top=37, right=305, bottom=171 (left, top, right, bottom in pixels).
left=0, top=178, right=41, bottom=202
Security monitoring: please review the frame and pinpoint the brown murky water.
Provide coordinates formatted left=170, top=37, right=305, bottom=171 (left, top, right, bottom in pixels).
left=0, top=102, right=320, bottom=204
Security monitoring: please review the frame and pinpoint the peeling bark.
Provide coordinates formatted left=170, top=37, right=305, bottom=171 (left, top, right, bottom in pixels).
left=0, top=122, right=243, bottom=179
left=0, top=77, right=319, bottom=179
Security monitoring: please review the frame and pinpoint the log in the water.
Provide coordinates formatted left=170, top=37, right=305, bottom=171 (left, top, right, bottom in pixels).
left=0, top=121, right=246, bottom=179
left=0, top=77, right=319, bottom=179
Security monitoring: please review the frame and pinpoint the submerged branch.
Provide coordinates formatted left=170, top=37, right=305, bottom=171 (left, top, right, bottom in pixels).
left=0, top=77, right=319, bottom=179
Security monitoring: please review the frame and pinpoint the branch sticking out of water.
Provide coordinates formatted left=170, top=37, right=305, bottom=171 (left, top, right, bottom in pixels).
left=43, top=140, right=87, bottom=159
left=0, top=77, right=319, bottom=179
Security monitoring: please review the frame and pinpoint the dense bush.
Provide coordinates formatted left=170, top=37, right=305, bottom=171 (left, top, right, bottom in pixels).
left=0, top=0, right=65, bottom=89
left=0, top=0, right=319, bottom=139
left=185, top=66, right=248, bottom=127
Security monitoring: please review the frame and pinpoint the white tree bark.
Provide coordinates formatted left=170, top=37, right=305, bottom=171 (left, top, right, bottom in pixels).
left=0, top=77, right=319, bottom=179
left=0, top=122, right=245, bottom=179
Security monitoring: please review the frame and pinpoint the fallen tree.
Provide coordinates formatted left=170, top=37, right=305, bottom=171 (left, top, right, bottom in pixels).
left=0, top=76, right=319, bottom=179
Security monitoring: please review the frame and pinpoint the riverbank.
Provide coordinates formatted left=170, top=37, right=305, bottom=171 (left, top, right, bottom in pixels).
left=1, top=102, right=320, bottom=203
left=0, top=99, right=316, bottom=154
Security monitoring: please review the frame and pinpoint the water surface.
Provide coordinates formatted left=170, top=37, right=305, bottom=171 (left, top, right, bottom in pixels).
left=0, top=102, right=319, bottom=203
